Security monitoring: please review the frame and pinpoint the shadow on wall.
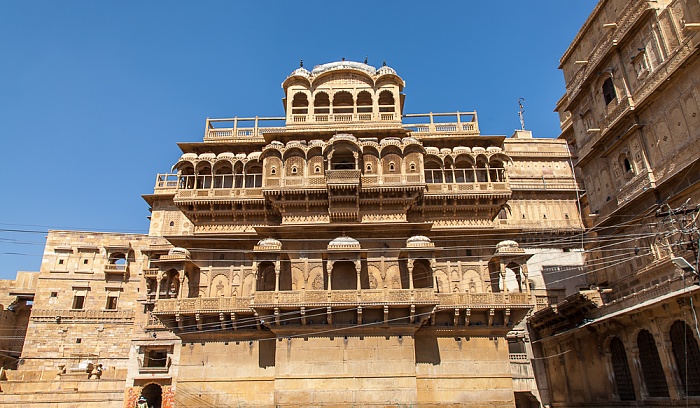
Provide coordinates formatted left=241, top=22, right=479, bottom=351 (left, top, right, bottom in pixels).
left=414, top=335, right=441, bottom=365
left=259, top=339, right=276, bottom=368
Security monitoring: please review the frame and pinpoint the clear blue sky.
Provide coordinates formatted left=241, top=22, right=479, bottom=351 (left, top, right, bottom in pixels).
left=0, top=1, right=597, bottom=279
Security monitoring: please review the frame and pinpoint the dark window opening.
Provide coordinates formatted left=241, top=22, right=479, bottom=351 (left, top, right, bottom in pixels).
left=623, top=158, right=633, bottom=173
left=637, top=329, right=670, bottom=397
left=670, top=321, right=700, bottom=396
left=610, top=337, right=636, bottom=401
left=105, top=296, right=118, bottom=310
left=603, top=77, right=617, bottom=105
left=72, top=295, right=85, bottom=310
left=50, top=292, right=57, bottom=298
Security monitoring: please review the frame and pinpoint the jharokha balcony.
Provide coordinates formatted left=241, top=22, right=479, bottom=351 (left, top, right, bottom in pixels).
left=151, top=289, right=532, bottom=335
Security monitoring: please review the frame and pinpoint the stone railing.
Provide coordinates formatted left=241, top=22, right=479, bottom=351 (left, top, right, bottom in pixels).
left=404, top=121, right=479, bottom=135
left=143, top=268, right=159, bottom=277
left=509, top=179, right=580, bottom=191
left=361, top=174, right=424, bottom=186
left=138, top=356, right=171, bottom=373
left=616, top=170, right=654, bottom=205
left=588, top=274, right=692, bottom=320
left=289, top=113, right=398, bottom=124
left=436, top=292, right=532, bottom=307
left=104, top=264, right=128, bottom=274
left=153, top=297, right=252, bottom=313
left=425, top=181, right=510, bottom=194
left=326, top=169, right=361, bottom=184
left=509, top=353, right=529, bottom=362
left=253, top=288, right=438, bottom=306
left=31, top=309, right=135, bottom=322
left=174, top=187, right=264, bottom=201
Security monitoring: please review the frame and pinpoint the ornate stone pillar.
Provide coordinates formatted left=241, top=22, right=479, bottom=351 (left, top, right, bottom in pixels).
left=355, top=260, right=362, bottom=290
left=251, top=262, right=258, bottom=295
left=327, top=260, right=334, bottom=291
left=274, top=261, right=280, bottom=292
left=155, top=272, right=163, bottom=300
left=407, top=259, right=414, bottom=290
left=500, top=263, right=507, bottom=293
left=522, top=264, right=530, bottom=294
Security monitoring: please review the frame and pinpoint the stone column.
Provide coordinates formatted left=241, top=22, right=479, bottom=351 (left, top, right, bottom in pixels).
left=274, top=261, right=281, bottom=292
left=522, top=264, right=530, bottom=294
left=355, top=260, right=362, bottom=290
left=156, top=272, right=163, bottom=300
left=327, top=260, right=334, bottom=291
left=407, top=259, right=414, bottom=290
left=500, top=263, right=507, bottom=293
left=251, top=262, right=258, bottom=295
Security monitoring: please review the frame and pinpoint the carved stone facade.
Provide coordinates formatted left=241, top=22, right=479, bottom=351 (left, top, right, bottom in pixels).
left=535, top=0, right=700, bottom=406
left=0, top=61, right=585, bottom=407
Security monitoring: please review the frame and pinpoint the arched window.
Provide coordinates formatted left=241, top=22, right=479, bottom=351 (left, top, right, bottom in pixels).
left=670, top=321, right=700, bottom=396
left=365, top=163, right=373, bottom=173
left=603, top=77, right=617, bottom=105
left=357, top=91, right=372, bottom=113
left=291, top=93, right=308, bottom=114
left=213, top=163, right=233, bottom=188
left=314, top=92, right=330, bottom=114
left=637, top=329, right=670, bottom=397
left=489, top=159, right=505, bottom=182
left=610, top=337, right=636, bottom=401
left=314, top=165, right=321, bottom=174
left=330, top=261, right=357, bottom=290
left=389, top=162, right=396, bottom=172
left=409, top=162, right=416, bottom=172
left=245, top=164, right=263, bottom=188
left=454, top=160, right=474, bottom=183
left=257, top=262, right=276, bottom=292
left=412, top=259, right=433, bottom=289
left=331, top=149, right=355, bottom=170
left=291, top=165, right=298, bottom=175
left=424, top=160, right=443, bottom=183
left=378, top=90, right=395, bottom=112
left=332, top=91, right=353, bottom=114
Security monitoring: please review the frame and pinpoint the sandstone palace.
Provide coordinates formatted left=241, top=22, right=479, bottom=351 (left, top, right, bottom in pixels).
left=1, top=0, right=700, bottom=407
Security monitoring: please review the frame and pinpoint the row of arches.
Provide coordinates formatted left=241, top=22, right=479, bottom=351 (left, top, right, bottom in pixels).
left=174, top=160, right=263, bottom=189
left=291, top=90, right=396, bottom=115
left=425, top=155, right=508, bottom=183
left=609, top=321, right=700, bottom=400
left=252, top=259, right=436, bottom=293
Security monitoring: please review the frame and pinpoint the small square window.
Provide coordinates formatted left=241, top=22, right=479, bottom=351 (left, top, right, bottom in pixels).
left=50, top=292, right=58, bottom=298
left=58, top=259, right=65, bottom=265
left=76, top=338, right=82, bottom=344
left=83, top=259, right=89, bottom=265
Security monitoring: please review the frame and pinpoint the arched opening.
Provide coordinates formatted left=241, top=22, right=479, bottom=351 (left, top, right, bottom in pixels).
left=158, top=269, right=179, bottom=299
left=603, top=77, right=617, bottom=105
left=177, top=164, right=195, bottom=189
left=109, top=253, right=127, bottom=269
left=610, top=337, right=636, bottom=401
left=213, top=163, right=233, bottom=188
left=670, top=320, right=700, bottom=396
left=454, top=159, right=474, bottom=183
left=257, top=262, right=276, bottom=292
left=291, top=93, right=308, bottom=114
left=314, top=92, right=330, bottom=114
left=637, top=329, right=670, bottom=397
left=378, top=90, right=395, bottom=112
left=331, top=261, right=357, bottom=290
left=233, top=162, right=244, bottom=188
left=504, top=262, right=523, bottom=292
left=489, top=159, right=505, bottom=182
left=141, top=383, right=163, bottom=408
left=196, top=163, right=212, bottom=189
left=356, top=90, right=372, bottom=113
left=245, top=163, right=263, bottom=188
left=412, top=259, right=433, bottom=289
left=331, top=149, right=356, bottom=170
left=475, top=158, right=488, bottom=182
left=332, top=91, right=354, bottom=114
left=424, top=160, right=443, bottom=183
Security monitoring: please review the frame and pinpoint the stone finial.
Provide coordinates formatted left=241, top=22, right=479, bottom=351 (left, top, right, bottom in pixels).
left=300, top=59, right=303, bottom=67
left=383, top=60, right=387, bottom=66
left=364, top=56, right=368, bottom=64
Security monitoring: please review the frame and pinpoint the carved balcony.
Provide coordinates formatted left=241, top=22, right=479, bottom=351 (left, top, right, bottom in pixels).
left=153, top=296, right=252, bottom=315
left=326, top=169, right=361, bottom=186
